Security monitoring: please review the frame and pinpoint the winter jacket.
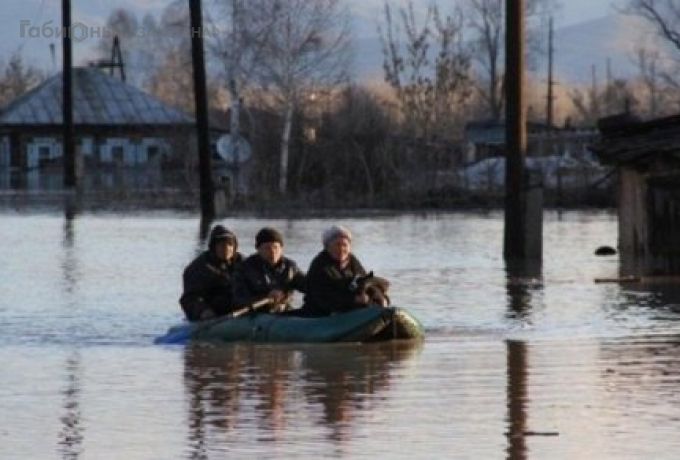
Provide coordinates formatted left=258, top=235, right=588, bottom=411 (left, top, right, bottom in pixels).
left=232, top=254, right=306, bottom=309
left=179, top=251, right=243, bottom=321
left=302, top=250, right=367, bottom=316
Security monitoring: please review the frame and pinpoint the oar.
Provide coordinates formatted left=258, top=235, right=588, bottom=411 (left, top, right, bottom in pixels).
left=229, top=297, right=274, bottom=318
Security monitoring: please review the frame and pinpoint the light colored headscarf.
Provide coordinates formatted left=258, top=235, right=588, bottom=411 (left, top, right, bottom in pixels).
left=322, top=225, right=352, bottom=248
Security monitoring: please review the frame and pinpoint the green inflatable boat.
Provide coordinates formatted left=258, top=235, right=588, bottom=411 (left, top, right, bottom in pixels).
left=155, top=306, right=424, bottom=344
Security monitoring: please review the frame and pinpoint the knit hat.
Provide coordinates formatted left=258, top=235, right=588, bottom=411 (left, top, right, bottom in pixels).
left=209, top=225, right=238, bottom=250
left=322, top=225, right=352, bottom=247
left=255, top=227, right=284, bottom=247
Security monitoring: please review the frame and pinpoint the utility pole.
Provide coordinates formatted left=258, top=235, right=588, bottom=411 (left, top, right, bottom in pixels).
left=546, top=17, right=554, bottom=130
left=230, top=0, right=242, bottom=197
left=93, top=36, right=126, bottom=81
left=62, top=0, right=76, bottom=188
left=112, top=36, right=126, bottom=81
left=504, top=0, right=527, bottom=260
left=189, top=0, right=215, bottom=220
left=591, top=64, right=600, bottom=118
left=605, top=57, right=612, bottom=115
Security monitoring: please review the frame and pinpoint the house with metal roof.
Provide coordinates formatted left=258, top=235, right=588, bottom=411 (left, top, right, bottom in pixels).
left=0, top=66, right=211, bottom=171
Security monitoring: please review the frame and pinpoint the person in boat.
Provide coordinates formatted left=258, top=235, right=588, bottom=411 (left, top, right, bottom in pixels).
left=302, top=225, right=390, bottom=317
left=179, top=225, right=244, bottom=322
left=233, top=227, right=306, bottom=313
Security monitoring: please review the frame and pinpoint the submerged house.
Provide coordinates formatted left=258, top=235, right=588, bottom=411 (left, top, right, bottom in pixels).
left=0, top=67, right=224, bottom=172
left=592, top=114, right=680, bottom=275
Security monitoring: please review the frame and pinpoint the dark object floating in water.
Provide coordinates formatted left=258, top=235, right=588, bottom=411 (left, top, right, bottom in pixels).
left=154, top=306, right=424, bottom=344
left=594, top=275, right=640, bottom=284
left=594, top=246, right=617, bottom=256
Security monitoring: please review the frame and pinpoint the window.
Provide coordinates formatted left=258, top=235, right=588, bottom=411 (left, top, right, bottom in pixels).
left=111, top=146, right=124, bottom=164
left=39, top=146, right=50, bottom=161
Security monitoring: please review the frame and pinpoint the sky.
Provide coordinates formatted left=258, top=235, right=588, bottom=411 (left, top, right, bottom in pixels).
left=0, top=0, right=623, bottom=74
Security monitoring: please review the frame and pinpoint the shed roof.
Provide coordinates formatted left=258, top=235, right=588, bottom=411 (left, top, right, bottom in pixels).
left=0, top=67, right=193, bottom=126
left=592, top=113, right=680, bottom=165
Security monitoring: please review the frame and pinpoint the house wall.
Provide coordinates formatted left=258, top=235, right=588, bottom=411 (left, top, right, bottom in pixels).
left=0, top=137, right=9, bottom=167
left=619, top=164, right=680, bottom=275
left=26, top=137, right=61, bottom=168
left=646, top=177, right=680, bottom=274
left=0, top=134, right=172, bottom=169
left=618, top=167, right=648, bottom=273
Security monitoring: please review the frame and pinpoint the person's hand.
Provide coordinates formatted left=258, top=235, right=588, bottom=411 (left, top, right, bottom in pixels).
left=269, top=290, right=287, bottom=304
left=354, top=292, right=370, bottom=305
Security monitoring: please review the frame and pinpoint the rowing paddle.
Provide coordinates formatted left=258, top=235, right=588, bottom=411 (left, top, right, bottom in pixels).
left=229, top=297, right=274, bottom=318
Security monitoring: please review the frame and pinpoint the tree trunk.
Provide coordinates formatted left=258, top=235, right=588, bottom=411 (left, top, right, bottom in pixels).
left=229, top=79, right=241, bottom=194
left=279, top=102, right=294, bottom=195
left=352, top=141, right=375, bottom=205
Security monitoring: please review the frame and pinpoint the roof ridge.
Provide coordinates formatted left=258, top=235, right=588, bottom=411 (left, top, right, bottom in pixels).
left=0, top=67, right=194, bottom=126
left=0, top=75, right=55, bottom=121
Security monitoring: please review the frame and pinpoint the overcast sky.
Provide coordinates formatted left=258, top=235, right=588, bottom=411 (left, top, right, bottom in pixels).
left=0, top=0, right=622, bottom=73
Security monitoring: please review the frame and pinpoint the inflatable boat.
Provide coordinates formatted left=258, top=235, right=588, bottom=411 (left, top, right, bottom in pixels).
left=155, top=306, right=424, bottom=344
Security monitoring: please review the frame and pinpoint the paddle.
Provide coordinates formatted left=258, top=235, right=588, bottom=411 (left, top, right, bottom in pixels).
left=229, top=297, right=274, bottom=318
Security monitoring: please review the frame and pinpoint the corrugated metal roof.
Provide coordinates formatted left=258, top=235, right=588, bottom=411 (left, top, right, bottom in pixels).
left=0, top=67, right=193, bottom=126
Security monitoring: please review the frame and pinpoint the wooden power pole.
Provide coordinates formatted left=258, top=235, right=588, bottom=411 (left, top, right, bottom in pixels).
left=62, top=0, right=76, bottom=188
left=546, top=17, right=554, bottom=130
left=504, top=0, right=542, bottom=261
left=189, top=0, right=215, bottom=220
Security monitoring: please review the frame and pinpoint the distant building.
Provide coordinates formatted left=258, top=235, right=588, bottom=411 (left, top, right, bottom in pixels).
left=592, top=113, right=680, bottom=275
left=0, top=67, right=225, bottom=171
left=463, top=119, right=598, bottom=164
left=460, top=120, right=607, bottom=195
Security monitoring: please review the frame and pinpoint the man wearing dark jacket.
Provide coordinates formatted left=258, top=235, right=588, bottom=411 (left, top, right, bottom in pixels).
left=179, top=225, right=243, bottom=321
left=233, top=227, right=306, bottom=313
left=302, top=225, right=371, bottom=317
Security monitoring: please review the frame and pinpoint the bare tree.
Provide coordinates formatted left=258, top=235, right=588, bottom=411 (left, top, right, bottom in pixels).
left=463, top=0, right=560, bottom=120
left=0, top=52, right=44, bottom=105
left=624, top=0, right=680, bottom=110
left=568, top=64, right=636, bottom=125
left=92, top=8, right=163, bottom=88
left=626, top=0, right=680, bottom=51
left=634, top=47, right=663, bottom=116
left=206, top=0, right=277, bottom=192
left=142, top=1, right=220, bottom=114
left=299, top=86, right=393, bottom=204
left=465, top=0, right=504, bottom=120
left=250, top=0, right=352, bottom=195
left=379, top=1, right=472, bottom=139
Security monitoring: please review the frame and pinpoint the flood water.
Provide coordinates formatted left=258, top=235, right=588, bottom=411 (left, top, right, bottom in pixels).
left=2, top=209, right=680, bottom=459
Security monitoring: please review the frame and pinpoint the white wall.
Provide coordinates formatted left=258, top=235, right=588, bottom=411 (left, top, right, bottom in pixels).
left=4, top=134, right=172, bottom=168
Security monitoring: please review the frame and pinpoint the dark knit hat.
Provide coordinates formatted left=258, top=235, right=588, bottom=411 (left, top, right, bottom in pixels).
left=255, top=227, right=283, bottom=247
left=209, top=225, right=238, bottom=250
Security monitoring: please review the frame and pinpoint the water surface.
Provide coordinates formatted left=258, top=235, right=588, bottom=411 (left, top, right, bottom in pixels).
left=2, top=210, right=680, bottom=459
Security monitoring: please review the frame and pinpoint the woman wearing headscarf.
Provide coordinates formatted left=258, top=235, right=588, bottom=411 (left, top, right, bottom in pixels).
left=302, top=225, right=388, bottom=317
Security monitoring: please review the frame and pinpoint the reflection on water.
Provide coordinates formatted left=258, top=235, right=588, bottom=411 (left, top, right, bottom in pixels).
left=505, top=259, right=543, bottom=321
left=506, top=340, right=528, bottom=460
left=504, top=260, right=540, bottom=460
left=58, top=351, right=83, bottom=460
left=183, top=341, right=421, bottom=456
left=0, top=168, right=172, bottom=191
